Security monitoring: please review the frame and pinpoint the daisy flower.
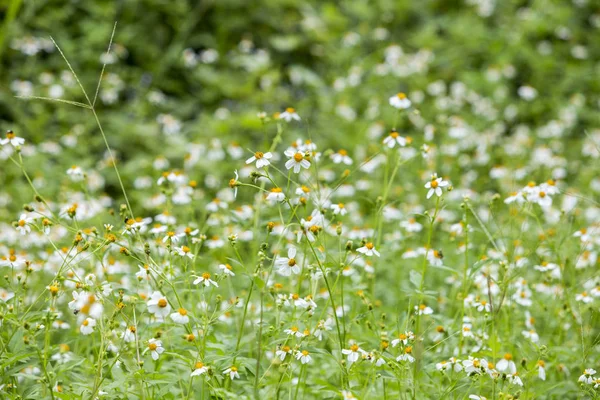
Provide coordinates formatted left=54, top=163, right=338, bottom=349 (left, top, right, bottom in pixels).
left=331, top=149, right=353, bottom=165
left=223, top=366, right=240, bottom=380
left=15, top=214, right=33, bottom=235
left=342, top=344, right=364, bottom=365
left=496, top=353, right=517, bottom=374
left=147, top=291, right=171, bottom=318
left=80, top=318, right=96, bottom=335
left=279, top=107, right=301, bottom=122
left=193, top=272, right=219, bottom=288
left=296, top=350, right=312, bottom=364
left=383, top=130, right=407, bottom=148
left=276, top=345, right=293, bottom=360
left=330, top=203, right=347, bottom=216
left=170, top=308, right=190, bottom=324
left=146, top=339, right=165, bottom=360
left=218, top=263, right=235, bottom=276
left=229, top=170, right=240, bottom=198
left=415, top=304, right=433, bottom=315
left=389, top=92, right=411, bottom=109
left=284, top=149, right=311, bottom=173
left=356, top=242, right=380, bottom=257
left=174, top=245, right=194, bottom=259
left=424, top=173, right=449, bottom=199
left=275, top=247, right=301, bottom=276
left=266, top=187, right=286, bottom=202
left=0, top=130, right=25, bottom=147
left=396, top=346, right=415, bottom=363
left=191, top=362, right=209, bottom=377
left=245, top=151, right=273, bottom=168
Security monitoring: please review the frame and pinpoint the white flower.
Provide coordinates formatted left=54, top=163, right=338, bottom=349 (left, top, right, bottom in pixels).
left=223, top=366, right=240, bottom=380
left=193, top=272, right=219, bottom=288
left=276, top=345, right=293, bottom=360
left=331, top=150, right=353, bottom=165
left=218, top=263, right=235, bottom=276
left=284, top=326, right=306, bottom=338
left=174, top=245, right=194, bottom=259
left=389, top=92, right=411, bottom=109
left=147, top=291, right=171, bottom=318
left=0, top=130, right=25, bottom=147
left=296, top=350, right=312, bottom=364
left=383, top=130, right=407, bottom=148
left=275, top=247, right=301, bottom=276
left=496, top=354, right=517, bottom=374
left=245, top=151, right=273, bottom=168
left=342, top=344, right=364, bottom=365
left=424, top=174, right=449, bottom=199
left=80, top=318, right=96, bottom=335
left=507, top=373, right=523, bottom=386
left=66, top=165, right=84, bottom=181
left=266, top=188, right=286, bottom=202
left=146, top=339, right=165, bottom=360
left=576, top=291, right=593, bottom=303
left=415, top=304, right=433, bottom=315
left=191, top=362, right=208, bottom=377
left=537, top=361, right=546, bottom=381
left=229, top=170, right=239, bottom=198
left=396, top=347, right=415, bottom=363
left=579, top=368, right=596, bottom=384
left=170, top=308, right=190, bottom=324
left=121, top=326, right=136, bottom=343
left=284, top=149, right=311, bottom=173
left=330, top=203, right=347, bottom=216
left=356, top=242, right=380, bottom=257
left=279, top=107, right=301, bottom=122
left=16, top=213, right=33, bottom=235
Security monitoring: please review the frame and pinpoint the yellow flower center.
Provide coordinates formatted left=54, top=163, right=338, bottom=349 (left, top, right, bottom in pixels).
left=288, top=258, right=296, bottom=267
left=195, top=362, right=204, bottom=369
left=158, top=298, right=168, bottom=308
left=504, top=353, right=513, bottom=360
left=82, top=320, right=89, bottom=326
left=202, top=272, right=211, bottom=280
left=302, top=350, right=309, bottom=356
left=286, top=108, right=295, bottom=113
left=178, top=308, right=187, bottom=316
left=365, top=242, right=374, bottom=250
left=430, top=180, right=439, bottom=188
left=254, top=151, right=264, bottom=159
left=293, top=153, right=303, bottom=162
left=350, top=344, right=359, bottom=352
left=397, top=93, right=406, bottom=99
left=148, top=343, right=157, bottom=351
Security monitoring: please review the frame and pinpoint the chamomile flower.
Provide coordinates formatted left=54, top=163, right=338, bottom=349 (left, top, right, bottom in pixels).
left=266, top=187, right=286, bottom=202
left=147, top=291, right=171, bottom=318
left=229, top=170, right=240, bottom=198
left=146, top=339, right=164, bottom=360
left=218, top=263, right=235, bottom=276
left=223, top=366, right=240, bottom=380
left=342, top=344, right=364, bottom=365
left=331, top=149, right=353, bottom=165
left=424, top=173, right=449, bottom=199
left=356, top=242, right=380, bottom=257
left=389, top=92, right=411, bottom=109
left=415, top=304, right=434, bottom=315
left=537, top=360, right=546, bottom=381
left=330, top=203, right=347, bottom=216
left=0, top=130, right=25, bottom=147
left=275, top=247, right=302, bottom=276
left=279, top=107, right=301, bottom=122
left=170, top=308, right=190, bottom=324
left=191, top=362, right=208, bottom=377
left=496, top=353, right=517, bottom=374
left=296, top=350, right=312, bottom=364
left=276, top=345, right=293, bottom=360
left=121, top=326, right=137, bottom=343
left=396, top=346, right=415, bottom=363
left=284, top=149, right=311, bottom=173
left=174, top=245, right=194, bottom=259
left=79, top=318, right=96, bottom=335
left=383, top=130, right=407, bottom=148
left=579, top=368, right=596, bottom=384
left=15, top=214, right=33, bottom=235
left=245, top=151, right=273, bottom=168
left=193, top=272, right=219, bottom=288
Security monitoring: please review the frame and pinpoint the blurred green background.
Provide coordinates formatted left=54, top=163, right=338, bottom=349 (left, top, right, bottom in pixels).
left=1, top=0, right=599, bottom=212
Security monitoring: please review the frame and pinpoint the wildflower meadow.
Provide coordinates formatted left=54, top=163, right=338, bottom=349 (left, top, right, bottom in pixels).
left=1, top=1, right=600, bottom=399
